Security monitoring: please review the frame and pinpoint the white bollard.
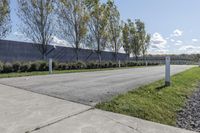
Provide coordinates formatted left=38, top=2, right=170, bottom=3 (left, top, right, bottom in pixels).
left=165, top=56, right=171, bottom=86
left=118, top=60, right=121, bottom=68
left=199, top=59, right=200, bottom=67
left=49, top=58, right=53, bottom=74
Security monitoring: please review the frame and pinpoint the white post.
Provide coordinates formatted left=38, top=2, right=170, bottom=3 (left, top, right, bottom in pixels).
left=118, top=60, right=121, bottom=68
left=145, top=61, right=148, bottom=66
left=49, top=58, right=53, bottom=74
left=165, top=56, right=171, bottom=86
left=199, top=59, right=200, bottom=67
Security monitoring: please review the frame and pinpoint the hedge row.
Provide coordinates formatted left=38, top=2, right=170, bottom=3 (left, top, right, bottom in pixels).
left=0, top=61, right=159, bottom=73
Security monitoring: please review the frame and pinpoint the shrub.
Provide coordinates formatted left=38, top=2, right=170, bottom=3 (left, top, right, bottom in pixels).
left=29, top=62, right=40, bottom=71
left=75, top=61, right=87, bottom=69
left=38, top=61, right=48, bottom=71
left=52, top=61, right=58, bottom=70
left=100, top=61, right=109, bottom=68
left=58, top=63, right=68, bottom=70
left=86, top=61, right=95, bottom=69
left=20, top=62, right=31, bottom=72
left=3, top=63, right=13, bottom=73
left=108, top=61, right=113, bottom=68
left=0, top=61, right=3, bottom=72
left=12, top=62, right=21, bottom=72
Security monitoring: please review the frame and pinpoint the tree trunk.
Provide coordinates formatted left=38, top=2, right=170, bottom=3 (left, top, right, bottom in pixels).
left=97, top=39, right=101, bottom=64
left=115, top=42, right=118, bottom=62
left=115, top=52, right=117, bottom=63
left=75, top=48, right=79, bottom=62
left=135, top=55, right=138, bottom=62
left=42, top=50, right=46, bottom=60
left=98, top=52, right=101, bottom=65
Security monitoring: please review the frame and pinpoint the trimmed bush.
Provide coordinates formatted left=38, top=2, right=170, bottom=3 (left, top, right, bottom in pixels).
left=20, top=62, right=31, bottom=72
left=3, top=63, right=13, bottom=73
left=58, top=63, right=68, bottom=70
left=86, top=61, right=96, bottom=69
left=75, top=61, right=87, bottom=69
left=29, top=62, right=40, bottom=71
left=0, top=60, right=159, bottom=74
left=0, top=61, right=3, bottom=72
left=12, top=62, right=21, bottom=72
left=52, top=61, right=58, bottom=70
left=38, top=61, right=48, bottom=71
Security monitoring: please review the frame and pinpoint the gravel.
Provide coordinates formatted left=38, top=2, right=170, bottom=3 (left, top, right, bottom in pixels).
left=177, top=88, right=200, bottom=132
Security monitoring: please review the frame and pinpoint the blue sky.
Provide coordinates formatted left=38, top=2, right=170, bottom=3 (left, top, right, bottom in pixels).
left=6, top=0, right=200, bottom=54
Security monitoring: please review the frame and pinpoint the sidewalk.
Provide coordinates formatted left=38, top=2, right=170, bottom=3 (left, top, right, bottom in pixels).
left=0, top=84, right=196, bottom=133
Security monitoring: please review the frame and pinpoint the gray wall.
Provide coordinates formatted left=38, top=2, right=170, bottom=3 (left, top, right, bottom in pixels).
left=0, top=40, right=128, bottom=62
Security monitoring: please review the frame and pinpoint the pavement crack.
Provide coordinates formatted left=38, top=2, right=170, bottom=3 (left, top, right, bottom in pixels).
left=27, top=108, right=94, bottom=133
left=104, top=115, right=142, bottom=133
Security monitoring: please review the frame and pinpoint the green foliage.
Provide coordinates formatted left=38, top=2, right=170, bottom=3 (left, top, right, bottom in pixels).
left=97, top=67, right=200, bottom=126
left=57, top=0, right=90, bottom=61
left=122, top=23, right=130, bottom=55
left=86, top=0, right=111, bottom=63
left=0, top=61, right=3, bottom=72
left=122, top=19, right=151, bottom=60
left=0, top=0, right=11, bottom=38
left=107, top=0, right=122, bottom=59
left=0, top=60, right=159, bottom=73
left=38, top=61, right=48, bottom=71
left=58, top=63, right=68, bottom=70
left=29, top=62, right=40, bottom=71
left=20, top=62, right=31, bottom=72
left=3, top=62, right=13, bottom=73
left=12, top=62, right=21, bottom=72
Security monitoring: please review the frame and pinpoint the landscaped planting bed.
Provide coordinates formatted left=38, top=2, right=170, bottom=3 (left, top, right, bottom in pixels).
left=0, top=60, right=159, bottom=73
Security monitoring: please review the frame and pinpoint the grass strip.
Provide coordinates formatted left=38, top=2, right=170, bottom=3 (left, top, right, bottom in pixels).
left=96, top=67, right=200, bottom=126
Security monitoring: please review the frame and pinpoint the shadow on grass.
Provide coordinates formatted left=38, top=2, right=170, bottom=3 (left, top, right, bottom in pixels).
left=155, top=85, right=168, bottom=91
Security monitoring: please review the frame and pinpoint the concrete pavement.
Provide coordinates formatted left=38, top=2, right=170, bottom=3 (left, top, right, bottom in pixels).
left=0, top=65, right=194, bottom=106
left=0, top=84, right=196, bottom=133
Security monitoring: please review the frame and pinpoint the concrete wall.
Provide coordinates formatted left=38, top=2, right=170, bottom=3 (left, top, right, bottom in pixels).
left=0, top=40, right=128, bottom=62
left=131, top=57, right=196, bottom=65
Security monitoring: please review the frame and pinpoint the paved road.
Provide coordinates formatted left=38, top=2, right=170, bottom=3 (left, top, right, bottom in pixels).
left=0, top=65, right=194, bottom=106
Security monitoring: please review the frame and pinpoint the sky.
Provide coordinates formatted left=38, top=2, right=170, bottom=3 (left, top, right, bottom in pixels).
left=5, top=0, right=200, bottom=55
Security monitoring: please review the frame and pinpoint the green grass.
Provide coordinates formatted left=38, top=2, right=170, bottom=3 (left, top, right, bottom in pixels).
left=0, top=66, right=144, bottom=79
left=96, top=67, right=200, bottom=126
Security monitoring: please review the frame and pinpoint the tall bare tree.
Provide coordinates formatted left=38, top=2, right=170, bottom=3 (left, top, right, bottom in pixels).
left=17, top=0, right=55, bottom=59
left=107, top=0, right=122, bottom=62
left=57, top=0, right=89, bottom=61
left=85, top=0, right=110, bottom=63
left=0, top=0, right=11, bottom=39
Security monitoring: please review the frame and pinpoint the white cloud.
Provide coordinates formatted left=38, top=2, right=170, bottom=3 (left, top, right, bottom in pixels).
left=179, top=45, right=200, bottom=54
left=174, top=40, right=183, bottom=46
left=170, top=39, right=175, bottom=42
left=176, top=40, right=182, bottom=43
left=13, top=31, right=24, bottom=37
left=151, top=32, right=167, bottom=49
left=148, top=49, right=168, bottom=55
left=51, top=36, right=71, bottom=47
left=192, top=39, right=198, bottom=42
left=171, top=29, right=183, bottom=37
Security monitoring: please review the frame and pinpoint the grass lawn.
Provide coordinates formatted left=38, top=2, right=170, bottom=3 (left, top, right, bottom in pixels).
left=0, top=66, right=145, bottom=79
left=96, top=67, right=200, bottom=126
